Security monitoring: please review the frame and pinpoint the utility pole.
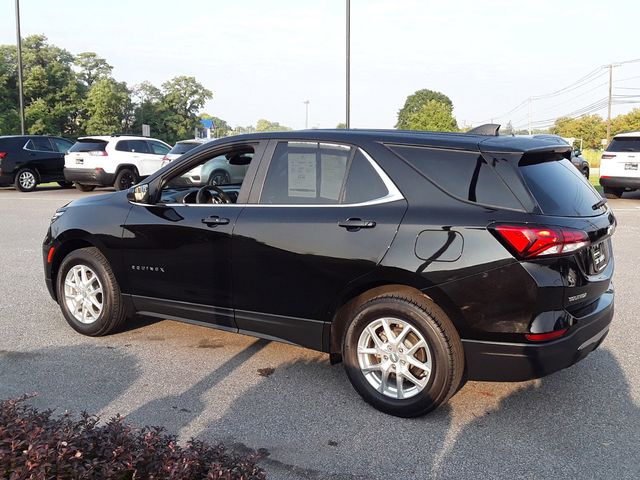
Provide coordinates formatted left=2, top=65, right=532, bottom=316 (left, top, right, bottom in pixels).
left=527, top=97, right=532, bottom=135
left=15, top=0, right=25, bottom=134
left=303, top=100, right=310, bottom=129
left=345, top=0, right=351, bottom=129
left=606, top=64, right=615, bottom=144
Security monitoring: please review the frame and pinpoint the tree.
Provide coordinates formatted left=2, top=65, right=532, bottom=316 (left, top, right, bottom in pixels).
left=403, top=100, right=458, bottom=132
left=336, top=122, right=347, bottom=129
left=255, top=119, right=291, bottom=132
left=82, top=78, right=133, bottom=135
left=611, top=108, right=640, bottom=136
left=200, top=113, right=231, bottom=137
left=551, top=115, right=606, bottom=149
left=0, top=47, right=19, bottom=134
left=157, top=76, right=213, bottom=143
left=396, top=89, right=454, bottom=129
left=131, top=81, right=163, bottom=137
left=75, top=52, right=113, bottom=87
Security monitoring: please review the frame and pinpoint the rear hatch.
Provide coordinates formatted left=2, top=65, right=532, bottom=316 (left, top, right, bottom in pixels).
left=600, top=135, right=640, bottom=179
left=482, top=143, right=615, bottom=311
left=66, top=139, right=109, bottom=169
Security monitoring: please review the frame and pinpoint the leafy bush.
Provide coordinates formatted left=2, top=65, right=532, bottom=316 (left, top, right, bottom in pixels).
left=0, top=396, right=266, bottom=479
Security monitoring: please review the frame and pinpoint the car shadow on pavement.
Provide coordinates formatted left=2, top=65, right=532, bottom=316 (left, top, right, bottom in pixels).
left=0, top=343, right=140, bottom=415
left=190, top=347, right=638, bottom=480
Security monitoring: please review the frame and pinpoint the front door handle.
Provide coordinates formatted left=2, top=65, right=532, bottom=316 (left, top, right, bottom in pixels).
left=338, top=218, right=376, bottom=231
left=202, top=215, right=230, bottom=227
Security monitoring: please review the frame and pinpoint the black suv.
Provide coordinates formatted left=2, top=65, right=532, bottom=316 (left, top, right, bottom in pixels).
left=0, top=135, right=74, bottom=191
left=42, top=128, right=615, bottom=417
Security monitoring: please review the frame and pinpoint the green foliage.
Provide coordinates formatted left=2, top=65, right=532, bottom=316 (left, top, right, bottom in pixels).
left=403, top=100, right=459, bottom=132
left=255, top=118, right=292, bottom=132
left=157, top=76, right=213, bottom=143
left=611, top=108, right=640, bottom=136
left=74, top=52, right=113, bottom=87
left=551, top=115, right=606, bottom=149
left=200, top=113, right=231, bottom=138
left=396, top=89, right=455, bottom=130
left=82, top=78, right=133, bottom=135
left=336, top=122, right=347, bottom=129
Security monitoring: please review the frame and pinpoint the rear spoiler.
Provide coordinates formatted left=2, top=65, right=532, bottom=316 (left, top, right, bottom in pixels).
left=466, top=123, right=500, bottom=136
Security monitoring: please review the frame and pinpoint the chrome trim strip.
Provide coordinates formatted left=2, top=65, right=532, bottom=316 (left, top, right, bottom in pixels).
left=577, top=327, right=609, bottom=351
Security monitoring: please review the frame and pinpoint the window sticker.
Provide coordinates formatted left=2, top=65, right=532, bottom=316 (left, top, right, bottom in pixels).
left=320, top=155, right=347, bottom=200
left=288, top=153, right=317, bottom=197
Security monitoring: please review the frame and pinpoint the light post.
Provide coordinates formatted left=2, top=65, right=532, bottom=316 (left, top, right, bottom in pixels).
left=15, top=0, right=25, bottom=134
left=345, top=0, right=351, bottom=129
left=303, top=100, right=310, bottom=129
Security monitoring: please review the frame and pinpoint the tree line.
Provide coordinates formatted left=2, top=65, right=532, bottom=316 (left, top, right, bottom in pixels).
left=0, top=35, right=295, bottom=144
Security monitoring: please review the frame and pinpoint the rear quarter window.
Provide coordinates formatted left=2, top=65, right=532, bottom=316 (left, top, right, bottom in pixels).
left=169, top=142, right=199, bottom=155
left=387, top=145, right=524, bottom=210
left=69, top=140, right=108, bottom=152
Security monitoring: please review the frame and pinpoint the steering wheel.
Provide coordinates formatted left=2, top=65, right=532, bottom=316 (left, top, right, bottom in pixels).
left=195, top=185, right=232, bottom=204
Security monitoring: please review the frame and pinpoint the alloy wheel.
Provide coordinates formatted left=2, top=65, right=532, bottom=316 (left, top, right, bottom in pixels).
left=18, top=171, right=36, bottom=190
left=357, top=317, right=432, bottom=399
left=63, top=265, right=104, bottom=324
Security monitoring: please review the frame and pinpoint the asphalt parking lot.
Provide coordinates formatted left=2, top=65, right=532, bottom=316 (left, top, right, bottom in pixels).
left=1, top=185, right=639, bottom=480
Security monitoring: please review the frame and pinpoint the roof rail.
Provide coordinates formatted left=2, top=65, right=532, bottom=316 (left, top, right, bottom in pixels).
left=466, top=124, right=501, bottom=136
left=109, top=133, right=147, bottom=137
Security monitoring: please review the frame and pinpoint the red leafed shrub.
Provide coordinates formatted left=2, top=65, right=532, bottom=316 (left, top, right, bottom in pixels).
left=0, top=396, right=266, bottom=479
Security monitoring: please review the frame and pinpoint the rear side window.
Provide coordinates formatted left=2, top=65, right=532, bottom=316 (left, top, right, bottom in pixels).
left=25, top=137, right=55, bottom=152
left=388, top=145, right=523, bottom=210
left=69, top=140, right=108, bottom=152
left=115, top=140, right=131, bottom=151
left=519, top=157, right=605, bottom=217
left=606, top=137, right=640, bottom=152
left=169, top=142, right=199, bottom=155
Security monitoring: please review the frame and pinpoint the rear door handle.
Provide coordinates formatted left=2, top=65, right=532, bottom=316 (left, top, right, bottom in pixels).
left=202, top=215, right=230, bottom=227
left=338, top=217, right=376, bottom=231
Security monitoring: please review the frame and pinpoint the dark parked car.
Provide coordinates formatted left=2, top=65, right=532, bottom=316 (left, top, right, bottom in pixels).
left=43, top=128, right=615, bottom=417
left=0, top=135, right=74, bottom=191
left=529, top=134, right=590, bottom=178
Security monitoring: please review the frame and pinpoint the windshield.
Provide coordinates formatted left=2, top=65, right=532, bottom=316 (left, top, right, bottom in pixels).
left=606, top=137, right=640, bottom=152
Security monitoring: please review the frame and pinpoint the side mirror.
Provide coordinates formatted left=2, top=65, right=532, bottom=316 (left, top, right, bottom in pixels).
left=127, top=183, right=149, bottom=204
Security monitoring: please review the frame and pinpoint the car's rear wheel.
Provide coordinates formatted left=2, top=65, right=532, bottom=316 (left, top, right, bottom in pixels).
left=603, top=187, right=624, bottom=199
left=14, top=168, right=38, bottom=192
left=342, top=293, right=464, bottom=417
left=581, top=167, right=589, bottom=179
left=75, top=183, right=96, bottom=192
left=115, top=168, right=138, bottom=191
left=56, top=247, right=126, bottom=336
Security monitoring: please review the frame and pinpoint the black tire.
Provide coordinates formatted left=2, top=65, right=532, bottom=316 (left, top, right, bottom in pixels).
left=56, top=247, right=126, bottom=336
left=342, top=293, right=465, bottom=417
left=208, top=170, right=231, bottom=186
left=14, top=168, right=38, bottom=192
left=75, top=183, right=96, bottom=192
left=57, top=181, right=74, bottom=188
left=114, top=168, right=138, bottom=191
left=603, top=187, right=623, bottom=199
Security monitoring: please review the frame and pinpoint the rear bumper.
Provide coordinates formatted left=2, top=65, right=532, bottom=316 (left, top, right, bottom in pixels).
left=463, top=289, right=614, bottom=381
left=599, top=176, right=640, bottom=190
left=64, top=167, right=115, bottom=186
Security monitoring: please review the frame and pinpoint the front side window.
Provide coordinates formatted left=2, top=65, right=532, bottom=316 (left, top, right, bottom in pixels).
left=159, top=147, right=254, bottom=204
left=128, top=140, right=150, bottom=154
left=53, top=138, right=73, bottom=153
left=149, top=140, right=170, bottom=155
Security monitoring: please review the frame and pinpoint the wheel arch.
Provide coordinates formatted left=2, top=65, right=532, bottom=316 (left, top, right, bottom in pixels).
left=115, top=164, right=140, bottom=178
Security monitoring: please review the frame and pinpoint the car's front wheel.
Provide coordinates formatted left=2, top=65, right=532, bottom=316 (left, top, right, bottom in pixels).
left=603, top=187, right=624, bottom=199
left=115, top=168, right=138, bottom=191
left=14, top=168, right=38, bottom=192
left=56, top=247, right=126, bottom=336
left=342, top=293, right=465, bottom=417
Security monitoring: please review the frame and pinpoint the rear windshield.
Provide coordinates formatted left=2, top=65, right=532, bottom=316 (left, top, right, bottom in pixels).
left=519, top=158, right=605, bottom=217
left=169, top=142, right=199, bottom=155
left=69, top=139, right=108, bottom=152
left=606, top=137, right=640, bottom=152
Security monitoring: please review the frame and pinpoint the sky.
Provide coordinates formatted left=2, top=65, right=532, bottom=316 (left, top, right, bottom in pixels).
left=1, top=0, right=639, bottom=131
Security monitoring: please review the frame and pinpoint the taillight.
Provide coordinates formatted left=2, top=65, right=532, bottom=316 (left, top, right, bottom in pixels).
left=601, top=154, right=616, bottom=159
left=89, top=150, right=108, bottom=156
left=0, top=152, right=7, bottom=159
left=493, top=224, right=590, bottom=259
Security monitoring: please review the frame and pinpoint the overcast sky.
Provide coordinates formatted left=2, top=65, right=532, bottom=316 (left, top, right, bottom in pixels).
left=1, top=0, right=639, bottom=130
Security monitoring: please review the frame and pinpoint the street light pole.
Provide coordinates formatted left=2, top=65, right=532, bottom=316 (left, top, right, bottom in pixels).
left=345, top=0, right=351, bottom=129
left=303, top=100, right=310, bottom=129
left=15, top=0, right=25, bottom=134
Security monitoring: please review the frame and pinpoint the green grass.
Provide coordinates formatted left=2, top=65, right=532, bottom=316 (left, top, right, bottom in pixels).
left=590, top=171, right=602, bottom=192
left=583, top=149, right=602, bottom=169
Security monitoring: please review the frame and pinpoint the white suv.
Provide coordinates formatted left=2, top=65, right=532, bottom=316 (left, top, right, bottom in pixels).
left=64, top=135, right=171, bottom=191
left=600, top=132, right=640, bottom=198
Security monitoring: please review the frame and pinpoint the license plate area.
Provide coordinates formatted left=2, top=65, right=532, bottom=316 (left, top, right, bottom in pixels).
left=590, top=242, right=608, bottom=273
left=75, top=158, right=84, bottom=165
left=624, top=162, right=638, bottom=170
